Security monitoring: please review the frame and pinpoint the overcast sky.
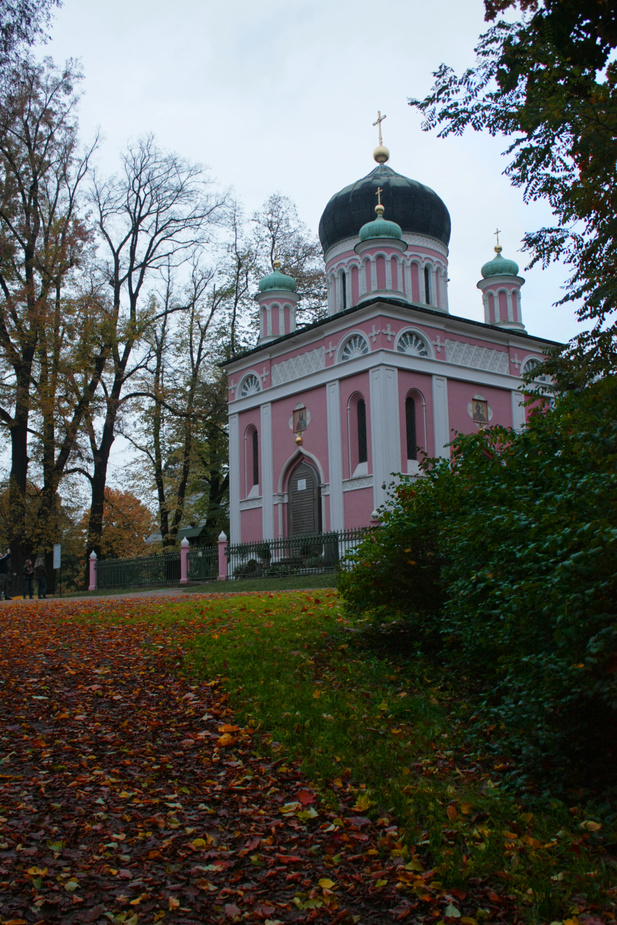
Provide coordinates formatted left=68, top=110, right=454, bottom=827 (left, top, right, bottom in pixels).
left=42, top=0, right=583, bottom=347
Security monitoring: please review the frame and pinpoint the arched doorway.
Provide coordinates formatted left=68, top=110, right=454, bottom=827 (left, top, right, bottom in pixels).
left=287, top=460, right=322, bottom=536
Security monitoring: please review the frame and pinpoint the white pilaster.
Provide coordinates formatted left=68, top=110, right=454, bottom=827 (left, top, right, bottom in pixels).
left=432, top=375, right=450, bottom=458
left=404, top=260, right=412, bottom=300
left=326, top=381, right=344, bottom=530
left=369, top=365, right=401, bottom=511
left=511, top=389, right=526, bottom=432
left=260, top=402, right=274, bottom=539
left=359, top=259, right=366, bottom=297
left=228, top=413, right=241, bottom=543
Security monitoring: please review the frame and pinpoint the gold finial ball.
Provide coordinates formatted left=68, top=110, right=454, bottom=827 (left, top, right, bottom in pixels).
left=375, top=203, right=385, bottom=217
left=273, top=258, right=281, bottom=269
left=373, top=145, right=390, bottom=164
left=295, top=433, right=303, bottom=446
left=494, top=245, right=503, bottom=255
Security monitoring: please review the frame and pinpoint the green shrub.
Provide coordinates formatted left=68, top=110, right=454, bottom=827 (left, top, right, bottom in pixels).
left=340, top=377, right=617, bottom=793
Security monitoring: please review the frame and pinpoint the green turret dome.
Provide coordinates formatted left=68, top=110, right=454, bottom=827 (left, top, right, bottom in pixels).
left=481, top=247, right=519, bottom=279
left=258, top=261, right=297, bottom=293
left=358, top=204, right=403, bottom=243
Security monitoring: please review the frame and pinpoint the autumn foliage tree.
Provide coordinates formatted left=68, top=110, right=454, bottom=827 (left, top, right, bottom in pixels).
left=0, top=56, right=97, bottom=578
left=80, top=487, right=155, bottom=560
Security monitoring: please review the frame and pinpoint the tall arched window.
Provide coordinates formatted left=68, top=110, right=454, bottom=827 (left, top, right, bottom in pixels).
left=404, top=389, right=426, bottom=470
left=245, top=425, right=259, bottom=497
left=357, top=398, right=367, bottom=464
left=424, top=265, right=431, bottom=304
left=405, top=396, right=417, bottom=460
left=341, top=270, right=347, bottom=309
left=347, top=392, right=369, bottom=477
left=251, top=429, right=259, bottom=486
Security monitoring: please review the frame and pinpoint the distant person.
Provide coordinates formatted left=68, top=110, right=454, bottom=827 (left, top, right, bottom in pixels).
left=34, top=556, right=47, bottom=599
left=0, top=549, right=10, bottom=600
left=23, top=558, right=34, bottom=599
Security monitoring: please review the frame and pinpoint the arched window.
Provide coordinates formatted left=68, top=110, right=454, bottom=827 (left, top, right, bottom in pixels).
left=238, top=373, right=261, bottom=398
left=251, top=429, right=259, bottom=486
left=405, top=396, right=417, bottom=460
left=341, top=270, right=347, bottom=309
left=424, top=265, right=431, bottom=304
left=357, top=398, right=367, bottom=464
left=521, top=356, right=551, bottom=384
left=339, top=333, right=370, bottom=362
left=403, top=389, right=426, bottom=471
left=396, top=330, right=431, bottom=357
left=347, top=391, right=369, bottom=477
left=244, top=425, right=259, bottom=497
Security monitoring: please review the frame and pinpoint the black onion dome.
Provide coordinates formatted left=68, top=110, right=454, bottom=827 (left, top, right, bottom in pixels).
left=318, top=164, right=451, bottom=253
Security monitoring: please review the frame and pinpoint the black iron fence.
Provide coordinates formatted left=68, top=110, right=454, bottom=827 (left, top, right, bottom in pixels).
left=92, top=528, right=373, bottom=590
left=96, top=552, right=181, bottom=590
left=188, top=545, right=219, bottom=583
left=226, top=527, right=372, bottom=580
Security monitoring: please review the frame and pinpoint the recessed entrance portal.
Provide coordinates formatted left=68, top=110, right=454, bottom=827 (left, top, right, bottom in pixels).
left=287, top=461, right=322, bottom=536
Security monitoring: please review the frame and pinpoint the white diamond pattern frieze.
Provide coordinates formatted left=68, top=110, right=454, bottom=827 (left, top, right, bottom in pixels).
left=271, top=347, right=326, bottom=386
left=445, top=339, right=509, bottom=374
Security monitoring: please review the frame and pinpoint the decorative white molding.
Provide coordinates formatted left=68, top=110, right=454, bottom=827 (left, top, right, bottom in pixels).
left=239, top=498, right=263, bottom=511
left=260, top=403, right=274, bottom=540
left=445, top=339, right=509, bottom=374
left=228, top=413, right=240, bottom=543
left=343, top=476, right=374, bottom=492
left=369, top=365, right=401, bottom=511
left=432, top=375, right=450, bottom=458
left=271, top=346, right=326, bottom=386
left=511, top=390, right=526, bottom=432
left=326, top=382, right=344, bottom=529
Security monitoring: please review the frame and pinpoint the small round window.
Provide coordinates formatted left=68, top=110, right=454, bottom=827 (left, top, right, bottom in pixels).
left=239, top=373, right=261, bottom=397
left=397, top=331, right=430, bottom=357
left=340, top=334, right=369, bottom=362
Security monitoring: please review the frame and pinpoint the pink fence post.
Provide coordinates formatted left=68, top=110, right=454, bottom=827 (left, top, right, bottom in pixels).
left=217, top=532, right=227, bottom=581
left=88, top=551, right=97, bottom=591
left=180, top=537, right=190, bottom=584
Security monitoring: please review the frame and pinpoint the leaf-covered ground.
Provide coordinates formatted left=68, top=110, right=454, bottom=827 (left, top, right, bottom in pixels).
left=0, top=597, right=606, bottom=924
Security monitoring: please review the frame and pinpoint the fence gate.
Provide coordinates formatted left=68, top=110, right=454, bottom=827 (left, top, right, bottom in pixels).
left=288, top=461, right=321, bottom=536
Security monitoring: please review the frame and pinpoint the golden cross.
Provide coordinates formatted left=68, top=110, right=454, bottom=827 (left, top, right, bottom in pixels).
left=376, top=186, right=383, bottom=206
left=373, top=110, right=387, bottom=146
left=494, top=227, right=502, bottom=247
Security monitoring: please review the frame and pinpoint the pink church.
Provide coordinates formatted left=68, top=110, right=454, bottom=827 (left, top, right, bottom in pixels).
left=224, top=142, right=555, bottom=545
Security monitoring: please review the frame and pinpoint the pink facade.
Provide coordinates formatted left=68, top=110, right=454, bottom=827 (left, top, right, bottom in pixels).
left=225, top=154, right=556, bottom=544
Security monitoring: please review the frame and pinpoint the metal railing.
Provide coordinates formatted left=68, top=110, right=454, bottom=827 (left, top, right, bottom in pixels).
left=226, top=527, right=372, bottom=580
left=96, top=551, right=181, bottom=590
left=188, top=545, right=219, bottom=583
left=92, top=527, right=374, bottom=590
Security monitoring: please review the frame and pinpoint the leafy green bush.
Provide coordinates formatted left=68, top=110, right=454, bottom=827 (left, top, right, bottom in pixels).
left=340, top=377, right=617, bottom=792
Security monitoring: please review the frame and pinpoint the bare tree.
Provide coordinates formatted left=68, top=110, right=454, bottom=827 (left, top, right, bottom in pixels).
left=82, top=137, right=225, bottom=560
left=251, top=193, right=327, bottom=326
left=127, top=263, right=228, bottom=547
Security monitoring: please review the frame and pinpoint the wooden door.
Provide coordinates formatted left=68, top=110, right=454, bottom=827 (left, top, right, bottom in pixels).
left=288, top=461, right=321, bottom=536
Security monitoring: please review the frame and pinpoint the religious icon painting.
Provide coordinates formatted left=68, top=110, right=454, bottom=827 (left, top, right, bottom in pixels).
left=293, top=407, right=308, bottom=433
left=472, top=399, right=488, bottom=424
